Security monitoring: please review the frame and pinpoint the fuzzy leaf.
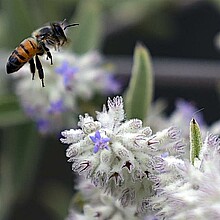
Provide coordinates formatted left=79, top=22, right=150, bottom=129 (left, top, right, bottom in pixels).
left=190, top=118, right=202, bottom=165
left=69, top=0, right=102, bottom=54
left=124, top=43, right=154, bottom=122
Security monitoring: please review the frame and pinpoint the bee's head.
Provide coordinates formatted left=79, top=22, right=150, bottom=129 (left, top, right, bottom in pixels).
left=51, top=21, right=79, bottom=45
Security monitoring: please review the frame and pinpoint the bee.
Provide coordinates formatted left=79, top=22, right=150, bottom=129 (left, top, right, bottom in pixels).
left=6, top=20, right=79, bottom=87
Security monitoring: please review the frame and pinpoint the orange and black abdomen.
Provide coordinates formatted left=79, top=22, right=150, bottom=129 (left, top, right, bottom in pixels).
left=6, top=37, right=42, bottom=74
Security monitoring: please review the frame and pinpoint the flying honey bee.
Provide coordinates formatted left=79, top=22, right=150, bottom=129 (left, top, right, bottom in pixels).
left=6, top=20, right=79, bottom=87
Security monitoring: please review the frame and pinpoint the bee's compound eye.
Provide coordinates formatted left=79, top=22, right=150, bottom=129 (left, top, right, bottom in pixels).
left=54, top=25, right=65, bottom=36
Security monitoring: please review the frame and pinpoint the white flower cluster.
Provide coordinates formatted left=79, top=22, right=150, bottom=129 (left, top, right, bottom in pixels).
left=66, top=181, right=139, bottom=220
left=61, top=96, right=185, bottom=213
left=65, top=174, right=156, bottom=220
left=149, top=133, right=220, bottom=220
left=13, top=51, right=120, bottom=133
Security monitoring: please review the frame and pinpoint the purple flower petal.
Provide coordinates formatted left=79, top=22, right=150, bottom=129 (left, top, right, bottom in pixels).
left=47, top=100, right=64, bottom=114
left=90, top=135, right=97, bottom=143
left=95, top=130, right=101, bottom=139
left=93, top=144, right=99, bottom=153
left=55, top=61, right=79, bottom=88
left=102, top=137, right=110, bottom=143
left=89, top=130, right=110, bottom=153
left=37, top=118, right=50, bottom=134
left=55, top=61, right=69, bottom=74
left=104, top=74, right=121, bottom=94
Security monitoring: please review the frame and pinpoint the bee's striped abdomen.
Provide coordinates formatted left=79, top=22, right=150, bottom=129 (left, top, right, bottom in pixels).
left=6, top=38, right=42, bottom=74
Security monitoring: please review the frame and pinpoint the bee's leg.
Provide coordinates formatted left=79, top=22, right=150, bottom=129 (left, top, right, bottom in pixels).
left=29, top=58, right=35, bottom=80
left=35, top=55, right=45, bottom=87
left=45, top=46, right=53, bottom=65
left=41, top=43, right=53, bottom=65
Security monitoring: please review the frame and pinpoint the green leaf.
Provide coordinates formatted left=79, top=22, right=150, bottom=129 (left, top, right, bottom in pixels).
left=39, top=182, right=73, bottom=220
left=0, top=123, right=44, bottom=219
left=0, top=95, right=28, bottom=127
left=69, top=0, right=103, bottom=54
left=190, top=118, right=202, bottom=165
left=0, top=0, right=33, bottom=48
left=124, top=43, right=154, bottom=122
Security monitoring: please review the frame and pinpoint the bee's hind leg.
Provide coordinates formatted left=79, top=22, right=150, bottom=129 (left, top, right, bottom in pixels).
left=35, top=55, right=45, bottom=87
left=29, top=58, right=35, bottom=80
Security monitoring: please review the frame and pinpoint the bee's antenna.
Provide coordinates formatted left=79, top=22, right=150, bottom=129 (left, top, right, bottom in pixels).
left=64, top=23, right=79, bottom=30
left=61, top=19, right=67, bottom=25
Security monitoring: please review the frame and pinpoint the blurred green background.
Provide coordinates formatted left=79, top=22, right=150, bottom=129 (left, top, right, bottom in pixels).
left=1, top=0, right=220, bottom=219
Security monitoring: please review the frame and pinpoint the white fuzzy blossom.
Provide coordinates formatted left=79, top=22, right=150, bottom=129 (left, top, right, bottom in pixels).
left=61, top=96, right=185, bottom=213
left=149, top=133, right=220, bottom=220
left=13, top=51, right=120, bottom=134
left=67, top=193, right=139, bottom=220
left=66, top=177, right=157, bottom=220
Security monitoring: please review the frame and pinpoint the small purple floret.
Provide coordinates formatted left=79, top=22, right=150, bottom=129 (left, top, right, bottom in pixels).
left=104, top=74, right=121, bottom=94
left=55, top=61, right=78, bottom=87
left=37, top=118, right=50, bottom=134
left=47, top=100, right=64, bottom=114
left=89, top=130, right=110, bottom=153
